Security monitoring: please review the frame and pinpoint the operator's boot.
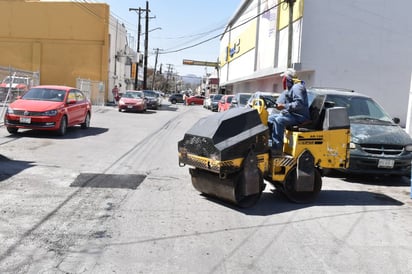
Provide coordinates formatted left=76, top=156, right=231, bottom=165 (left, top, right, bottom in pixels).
left=270, top=147, right=283, bottom=157
left=269, top=140, right=283, bottom=156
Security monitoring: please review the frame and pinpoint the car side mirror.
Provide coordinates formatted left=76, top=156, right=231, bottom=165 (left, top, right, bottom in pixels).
left=393, top=117, right=400, bottom=124
left=232, top=99, right=238, bottom=105
left=324, top=101, right=335, bottom=108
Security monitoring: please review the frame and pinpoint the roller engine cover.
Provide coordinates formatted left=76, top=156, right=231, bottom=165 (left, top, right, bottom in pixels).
left=178, top=108, right=268, bottom=174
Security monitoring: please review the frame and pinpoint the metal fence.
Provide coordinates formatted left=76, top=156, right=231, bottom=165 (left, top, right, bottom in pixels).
left=76, top=78, right=105, bottom=106
left=0, top=66, right=40, bottom=123
left=0, top=66, right=40, bottom=103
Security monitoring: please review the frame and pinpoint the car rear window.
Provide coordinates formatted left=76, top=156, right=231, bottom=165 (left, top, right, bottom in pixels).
left=213, top=94, right=223, bottom=101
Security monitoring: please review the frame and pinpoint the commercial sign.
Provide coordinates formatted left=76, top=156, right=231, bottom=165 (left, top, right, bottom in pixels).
left=220, top=20, right=257, bottom=66
left=278, top=0, right=304, bottom=30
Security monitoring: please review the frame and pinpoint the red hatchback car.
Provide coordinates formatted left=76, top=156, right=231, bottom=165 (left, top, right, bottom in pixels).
left=218, top=95, right=234, bottom=112
left=118, top=90, right=147, bottom=113
left=4, top=85, right=92, bottom=136
left=186, top=95, right=205, bottom=105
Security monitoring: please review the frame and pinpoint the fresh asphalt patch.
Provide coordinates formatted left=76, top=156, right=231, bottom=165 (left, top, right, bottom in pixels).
left=70, top=173, right=146, bottom=189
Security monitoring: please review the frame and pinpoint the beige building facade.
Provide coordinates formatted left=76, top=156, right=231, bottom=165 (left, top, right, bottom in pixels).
left=0, top=0, right=111, bottom=102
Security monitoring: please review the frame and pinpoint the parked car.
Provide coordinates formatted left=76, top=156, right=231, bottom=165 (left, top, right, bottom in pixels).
left=118, top=90, right=146, bottom=113
left=218, top=95, right=234, bottom=112
left=307, top=87, right=412, bottom=177
left=142, top=90, right=159, bottom=110
left=203, top=94, right=215, bottom=109
left=210, top=94, right=223, bottom=112
left=230, top=93, right=252, bottom=109
left=246, top=91, right=280, bottom=117
left=186, top=95, right=205, bottom=105
left=168, top=93, right=184, bottom=104
left=247, top=91, right=280, bottom=109
left=4, top=85, right=92, bottom=136
left=154, top=90, right=163, bottom=106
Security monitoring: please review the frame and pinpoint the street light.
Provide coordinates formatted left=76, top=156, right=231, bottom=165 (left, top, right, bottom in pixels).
left=141, top=27, right=162, bottom=36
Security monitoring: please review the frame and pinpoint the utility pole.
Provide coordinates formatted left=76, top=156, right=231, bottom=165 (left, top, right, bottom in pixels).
left=129, top=7, right=148, bottom=90
left=286, top=0, right=295, bottom=68
left=143, top=1, right=150, bottom=90
left=152, top=48, right=162, bottom=90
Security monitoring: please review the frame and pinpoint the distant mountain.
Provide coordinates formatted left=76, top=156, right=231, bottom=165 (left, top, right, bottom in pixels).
left=181, top=74, right=202, bottom=85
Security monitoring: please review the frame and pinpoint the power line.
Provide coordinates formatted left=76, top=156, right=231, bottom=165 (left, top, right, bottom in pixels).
left=158, top=25, right=226, bottom=40
left=71, top=0, right=284, bottom=58
left=157, top=2, right=265, bottom=52
left=78, top=0, right=250, bottom=52
left=160, top=0, right=286, bottom=55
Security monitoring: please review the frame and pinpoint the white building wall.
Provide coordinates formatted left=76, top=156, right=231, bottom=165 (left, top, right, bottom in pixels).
left=220, top=0, right=290, bottom=94
left=109, top=15, right=129, bottom=100
left=278, top=19, right=302, bottom=69
left=300, top=0, right=412, bottom=125
left=256, top=0, right=277, bottom=71
left=228, top=50, right=256, bottom=80
left=219, top=31, right=229, bottom=84
left=219, top=0, right=259, bottom=86
left=220, top=0, right=412, bottom=125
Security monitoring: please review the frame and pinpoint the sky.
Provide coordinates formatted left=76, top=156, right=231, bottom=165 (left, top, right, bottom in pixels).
left=97, top=0, right=242, bottom=78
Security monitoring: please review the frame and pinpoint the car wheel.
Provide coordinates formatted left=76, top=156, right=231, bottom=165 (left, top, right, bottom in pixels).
left=171, top=99, right=177, bottom=104
left=6, top=127, right=18, bottom=134
left=57, top=116, right=67, bottom=136
left=81, top=112, right=90, bottom=129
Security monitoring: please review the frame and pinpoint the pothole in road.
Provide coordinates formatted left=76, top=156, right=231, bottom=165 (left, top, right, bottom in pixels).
left=70, top=173, right=146, bottom=189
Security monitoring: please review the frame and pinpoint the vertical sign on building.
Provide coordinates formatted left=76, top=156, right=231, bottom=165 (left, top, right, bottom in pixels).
left=131, top=63, right=136, bottom=79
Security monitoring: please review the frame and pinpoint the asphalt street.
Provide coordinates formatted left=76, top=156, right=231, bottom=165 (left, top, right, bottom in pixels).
left=0, top=102, right=411, bottom=273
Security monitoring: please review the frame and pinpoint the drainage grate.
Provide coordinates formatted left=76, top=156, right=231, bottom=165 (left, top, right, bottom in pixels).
left=70, top=173, right=146, bottom=189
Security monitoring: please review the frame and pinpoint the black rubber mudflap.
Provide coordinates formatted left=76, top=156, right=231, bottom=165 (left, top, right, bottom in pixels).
left=238, top=149, right=260, bottom=196
left=235, top=149, right=264, bottom=208
left=296, top=150, right=315, bottom=192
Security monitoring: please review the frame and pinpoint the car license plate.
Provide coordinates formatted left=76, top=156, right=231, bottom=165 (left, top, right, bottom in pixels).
left=20, top=117, right=31, bottom=124
left=127, top=105, right=133, bottom=108
left=378, top=159, right=394, bottom=169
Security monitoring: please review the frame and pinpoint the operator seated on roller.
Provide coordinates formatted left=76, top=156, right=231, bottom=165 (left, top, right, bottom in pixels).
left=268, top=68, right=310, bottom=155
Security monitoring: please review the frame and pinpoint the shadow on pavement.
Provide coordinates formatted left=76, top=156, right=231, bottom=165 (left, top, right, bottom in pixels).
left=342, top=175, right=411, bottom=187
left=0, top=155, right=35, bottom=182
left=200, top=186, right=405, bottom=217
left=156, top=104, right=179, bottom=112
left=3, top=126, right=108, bottom=140
left=324, top=170, right=411, bottom=187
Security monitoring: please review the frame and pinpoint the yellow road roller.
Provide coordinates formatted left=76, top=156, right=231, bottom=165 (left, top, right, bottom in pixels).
left=178, top=97, right=350, bottom=207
